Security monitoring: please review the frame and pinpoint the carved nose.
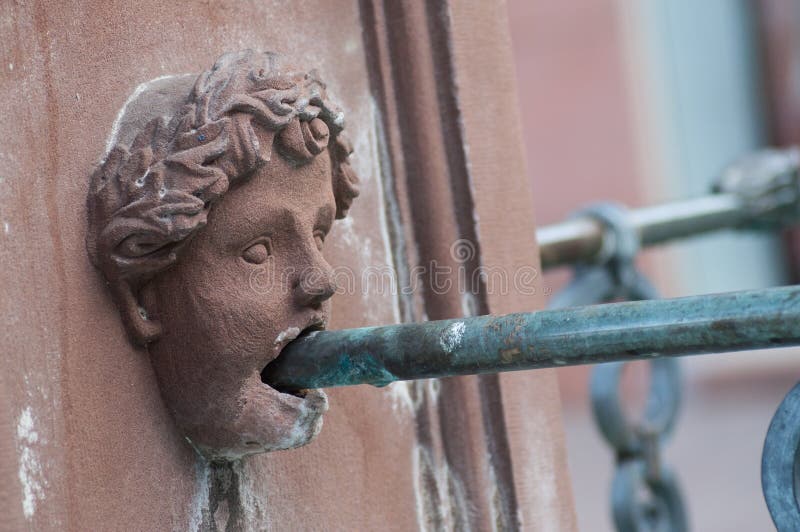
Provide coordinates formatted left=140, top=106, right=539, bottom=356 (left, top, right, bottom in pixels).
left=294, top=267, right=337, bottom=308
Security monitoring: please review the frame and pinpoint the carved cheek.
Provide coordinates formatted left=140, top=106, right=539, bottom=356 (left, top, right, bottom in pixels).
left=222, top=261, right=290, bottom=354
left=235, top=250, right=304, bottom=353
left=162, top=250, right=278, bottom=359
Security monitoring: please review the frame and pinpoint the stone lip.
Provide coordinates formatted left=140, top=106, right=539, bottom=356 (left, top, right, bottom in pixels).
left=263, top=319, right=326, bottom=393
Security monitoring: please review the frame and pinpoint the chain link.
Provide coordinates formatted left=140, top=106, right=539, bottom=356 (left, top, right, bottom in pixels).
left=762, top=382, right=800, bottom=531
left=549, top=203, right=688, bottom=532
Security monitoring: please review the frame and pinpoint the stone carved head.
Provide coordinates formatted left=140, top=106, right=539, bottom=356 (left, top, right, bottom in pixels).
left=86, top=50, right=359, bottom=460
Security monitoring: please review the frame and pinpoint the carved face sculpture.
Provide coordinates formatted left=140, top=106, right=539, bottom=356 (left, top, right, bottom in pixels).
left=86, top=51, right=359, bottom=460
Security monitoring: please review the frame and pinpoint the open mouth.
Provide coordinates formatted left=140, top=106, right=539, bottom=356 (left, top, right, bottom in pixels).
left=260, top=320, right=325, bottom=396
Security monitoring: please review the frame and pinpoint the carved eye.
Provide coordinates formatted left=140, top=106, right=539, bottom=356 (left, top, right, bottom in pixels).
left=242, top=239, right=272, bottom=264
left=313, top=231, right=325, bottom=251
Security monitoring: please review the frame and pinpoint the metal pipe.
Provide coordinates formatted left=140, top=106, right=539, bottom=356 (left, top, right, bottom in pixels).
left=537, top=217, right=604, bottom=270
left=263, top=285, right=800, bottom=390
left=537, top=147, right=800, bottom=269
left=633, top=194, right=746, bottom=246
left=537, top=195, right=747, bottom=269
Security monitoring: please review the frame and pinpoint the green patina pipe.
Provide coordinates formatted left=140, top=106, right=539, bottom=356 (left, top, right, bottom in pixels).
left=263, top=285, right=800, bottom=390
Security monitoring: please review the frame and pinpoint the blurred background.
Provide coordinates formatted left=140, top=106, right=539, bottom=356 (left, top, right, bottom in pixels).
left=507, top=0, right=800, bottom=530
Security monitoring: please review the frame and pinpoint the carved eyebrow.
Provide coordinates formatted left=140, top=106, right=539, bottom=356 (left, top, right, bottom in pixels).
left=220, top=202, right=287, bottom=249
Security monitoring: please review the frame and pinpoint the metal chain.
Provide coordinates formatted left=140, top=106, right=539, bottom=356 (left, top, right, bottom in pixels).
left=549, top=203, right=688, bottom=532
left=762, top=382, right=800, bottom=531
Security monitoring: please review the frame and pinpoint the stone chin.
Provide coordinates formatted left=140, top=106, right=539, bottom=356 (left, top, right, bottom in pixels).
left=188, top=383, right=330, bottom=462
left=162, top=321, right=332, bottom=461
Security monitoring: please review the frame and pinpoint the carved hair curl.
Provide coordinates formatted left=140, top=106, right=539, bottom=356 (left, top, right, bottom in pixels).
left=86, top=50, right=360, bottom=344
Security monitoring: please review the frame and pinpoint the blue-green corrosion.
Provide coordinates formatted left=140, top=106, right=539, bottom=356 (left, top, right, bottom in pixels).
left=301, top=346, right=397, bottom=389
left=262, top=285, right=800, bottom=390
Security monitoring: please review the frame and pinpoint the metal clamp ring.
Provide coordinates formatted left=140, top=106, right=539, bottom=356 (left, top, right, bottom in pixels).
left=548, top=203, right=657, bottom=308
left=576, top=202, right=639, bottom=268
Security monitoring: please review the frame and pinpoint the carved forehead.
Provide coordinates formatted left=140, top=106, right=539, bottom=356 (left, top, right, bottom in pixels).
left=206, top=149, right=335, bottom=239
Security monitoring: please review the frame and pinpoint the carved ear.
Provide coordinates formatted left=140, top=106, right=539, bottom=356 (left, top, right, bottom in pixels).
left=331, top=135, right=359, bottom=219
left=111, top=283, right=162, bottom=346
